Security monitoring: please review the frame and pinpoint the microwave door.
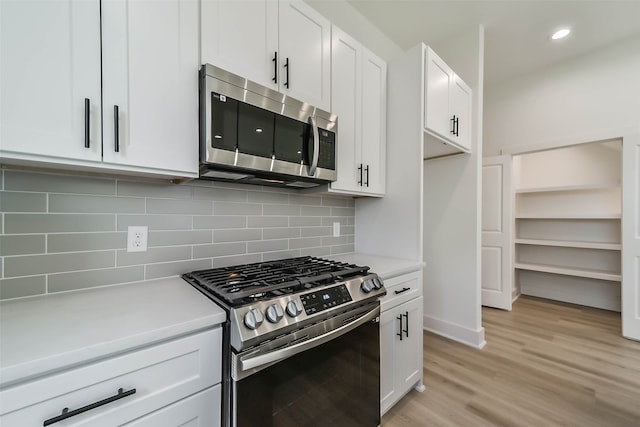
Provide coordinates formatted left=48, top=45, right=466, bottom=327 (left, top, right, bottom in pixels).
left=274, top=114, right=307, bottom=176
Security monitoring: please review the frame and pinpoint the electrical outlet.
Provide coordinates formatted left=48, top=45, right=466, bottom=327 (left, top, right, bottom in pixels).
left=333, top=222, right=340, bottom=237
left=127, top=226, right=148, bottom=252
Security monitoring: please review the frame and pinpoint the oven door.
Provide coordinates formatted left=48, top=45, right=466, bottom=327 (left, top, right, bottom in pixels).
left=232, top=304, right=380, bottom=427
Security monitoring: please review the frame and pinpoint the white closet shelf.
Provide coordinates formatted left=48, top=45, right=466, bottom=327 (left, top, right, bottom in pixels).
left=515, top=239, right=621, bottom=251
left=515, top=213, right=621, bottom=219
left=515, top=183, right=620, bottom=194
left=515, top=262, right=621, bottom=282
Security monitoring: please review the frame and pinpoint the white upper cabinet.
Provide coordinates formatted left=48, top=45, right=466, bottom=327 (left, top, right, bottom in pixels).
left=423, top=46, right=472, bottom=159
left=277, top=1, right=331, bottom=110
left=0, top=0, right=102, bottom=162
left=201, top=0, right=278, bottom=91
left=101, top=0, right=199, bottom=175
left=329, top=26, right=386, bottom=197
left=201, top=0, right=331, bottom=111
left=0, top=0, right=199, bottom=179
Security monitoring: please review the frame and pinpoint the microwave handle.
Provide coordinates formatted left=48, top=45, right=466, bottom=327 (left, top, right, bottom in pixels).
left=307, top=116, right=319, bottom=176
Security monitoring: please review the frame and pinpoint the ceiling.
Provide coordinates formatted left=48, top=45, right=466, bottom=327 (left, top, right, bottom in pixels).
left=345, top=0, right=640, bottom=85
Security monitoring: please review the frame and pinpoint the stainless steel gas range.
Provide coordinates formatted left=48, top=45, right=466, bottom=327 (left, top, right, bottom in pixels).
left=182, top=256, right=386, bottom=427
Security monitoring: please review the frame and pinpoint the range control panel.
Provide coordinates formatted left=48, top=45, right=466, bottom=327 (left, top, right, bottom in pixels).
left=299, top=284, right=352, bottom=315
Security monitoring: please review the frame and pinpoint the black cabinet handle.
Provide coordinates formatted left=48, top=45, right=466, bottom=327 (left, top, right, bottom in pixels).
left=403, top=312, right=409, bottom=338
left=84, top=98, right=90, bottom=148
left=365, top=165, right=369, bottom=187
left=396, top=314, right=403, bottom=341
left=114, top=105, right=120, bottom=153
left=357, top=163, right=363, bottom=186
left=394, top=287, right=411, bottom=295
left=454, top=117, right=459, bottom=136
left=272, top=51, right=278, bottom=84
left=284, top=57, right=289, bottom=88
left=43, top=388, right=136, bottom=426
left=450, top=115, right=456, bottom=134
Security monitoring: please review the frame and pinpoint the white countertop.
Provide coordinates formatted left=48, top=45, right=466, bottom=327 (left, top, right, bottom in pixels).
left=0, top=276, right=225, bottom=387
left=330, top=253, right=424, bottom=279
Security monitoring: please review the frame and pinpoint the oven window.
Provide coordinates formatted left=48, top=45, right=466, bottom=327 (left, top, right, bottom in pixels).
left=237, top=102, right=275, bottom=159
left=235, top=318, right=380, bottom=427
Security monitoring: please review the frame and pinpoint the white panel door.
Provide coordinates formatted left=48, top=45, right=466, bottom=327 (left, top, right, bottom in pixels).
left=200, top=0, right=278, bottom=90
left=0, top=0, right=101, bottom=161
left=101, top=0, right=199, bottom=175
left=482, top=156, right=513, bottom=310
left=622, top=134, right=640, bottom=340
left=278, top=0, right=331, bottom=110
left=330, top=26, right=361, bottom=193
left=361, top=49, right=387, bottom=195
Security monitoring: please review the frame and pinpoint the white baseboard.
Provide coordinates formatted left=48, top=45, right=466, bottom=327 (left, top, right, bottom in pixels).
left=423, top=315, right=486, bottom=349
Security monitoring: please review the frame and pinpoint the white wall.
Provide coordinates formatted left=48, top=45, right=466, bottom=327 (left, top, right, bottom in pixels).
left=484, top=34, right=640, bottom=156
left=422, top=26, right=486, bottom=348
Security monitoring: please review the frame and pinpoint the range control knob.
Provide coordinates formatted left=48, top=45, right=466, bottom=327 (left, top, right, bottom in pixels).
left=361, top=280, right=373, bottom=293
left=243, top=308, right=264, bottom=330
left=373, top=278, right=383, bottom=289
left=266, top=303, right=284, bottom=323
left=286, top=300, right=303, bottom=317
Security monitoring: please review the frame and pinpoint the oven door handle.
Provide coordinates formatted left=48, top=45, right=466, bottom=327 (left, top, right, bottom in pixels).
left=239, top=305, right=379, bottom=373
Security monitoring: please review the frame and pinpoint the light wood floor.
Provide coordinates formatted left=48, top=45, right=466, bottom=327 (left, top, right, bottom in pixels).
left=381, top=296, right=640, bottom=427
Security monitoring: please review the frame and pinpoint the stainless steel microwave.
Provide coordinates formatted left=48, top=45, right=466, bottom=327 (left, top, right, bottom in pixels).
left=199, top=64, right=337, bottom=188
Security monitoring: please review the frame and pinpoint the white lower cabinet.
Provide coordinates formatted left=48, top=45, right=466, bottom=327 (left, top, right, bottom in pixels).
left=0, top=328, right=222, bottom=427
left=124, top=386, right=221, bottom=427
left=379, top=271, right=424, bottom=415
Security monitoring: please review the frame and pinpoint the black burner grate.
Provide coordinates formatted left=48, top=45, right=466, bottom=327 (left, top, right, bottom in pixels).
left=183, top=256, right=369, bottom=306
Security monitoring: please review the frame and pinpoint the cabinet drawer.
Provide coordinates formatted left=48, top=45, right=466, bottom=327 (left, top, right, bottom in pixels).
left=124, top=385, right=221, bottom=427
left=0, top=328, right=221, bottom=427
left=380, top=271, right=422, bottom=311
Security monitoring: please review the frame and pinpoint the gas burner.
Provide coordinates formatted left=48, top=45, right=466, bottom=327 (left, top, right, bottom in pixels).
left=182, top=256, right=370, bottom=306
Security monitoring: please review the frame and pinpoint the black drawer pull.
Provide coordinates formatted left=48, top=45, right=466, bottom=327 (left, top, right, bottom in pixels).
left=43, top=387, right=136, bottom=426
left=396, top=314, right=403, bottom=341
left=394, top=287, right=411, bottom=295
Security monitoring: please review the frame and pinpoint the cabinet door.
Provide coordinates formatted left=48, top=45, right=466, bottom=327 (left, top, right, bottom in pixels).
left=398, top=296, right=423, bottom=392
left=424, top=47, right=453, bottom=140
left=124, top=386, right=221, bottom=427
left=201, top=0, right=278, bottom=90
left=360, top=50, right=387, bottom=195
left=101, top=0, right=199, bottom=176
left=450, top=75, right=472, bottom=151
left=380, top=304, right=401, bottom=415
left=330, top=26, right=361, bottom=193
left=0, top=0, right=101, bottom=162
left=278, top=0, right=331, bottom=111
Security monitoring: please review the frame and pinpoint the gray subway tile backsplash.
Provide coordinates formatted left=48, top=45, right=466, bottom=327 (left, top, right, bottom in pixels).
left=48, top=267, right=145, bottom=293
left=4, top=251, right=115, bottom=277
left=213, top=228, right=262, bottom=243
left=0, top=170, right=355, bottom=299
left=47, top=232, right=126, bottom=253
left=0, top=276, right=47, bottom=299
left=49, top=194, right=145, bottom=214
left=1, top=235, right=46, bottom=256
left=0, top=191, right=47, bottom=212
left=5, top=214, right=116, bottom=234
left=5, top=170, right=115, bottom=195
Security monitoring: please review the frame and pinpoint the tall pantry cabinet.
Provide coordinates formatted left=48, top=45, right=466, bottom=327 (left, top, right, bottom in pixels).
left=512, top=141, right=622, bottom=311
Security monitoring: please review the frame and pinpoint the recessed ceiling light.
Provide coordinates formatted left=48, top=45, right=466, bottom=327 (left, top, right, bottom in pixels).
left=551, top=28, right=571, bottom=40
